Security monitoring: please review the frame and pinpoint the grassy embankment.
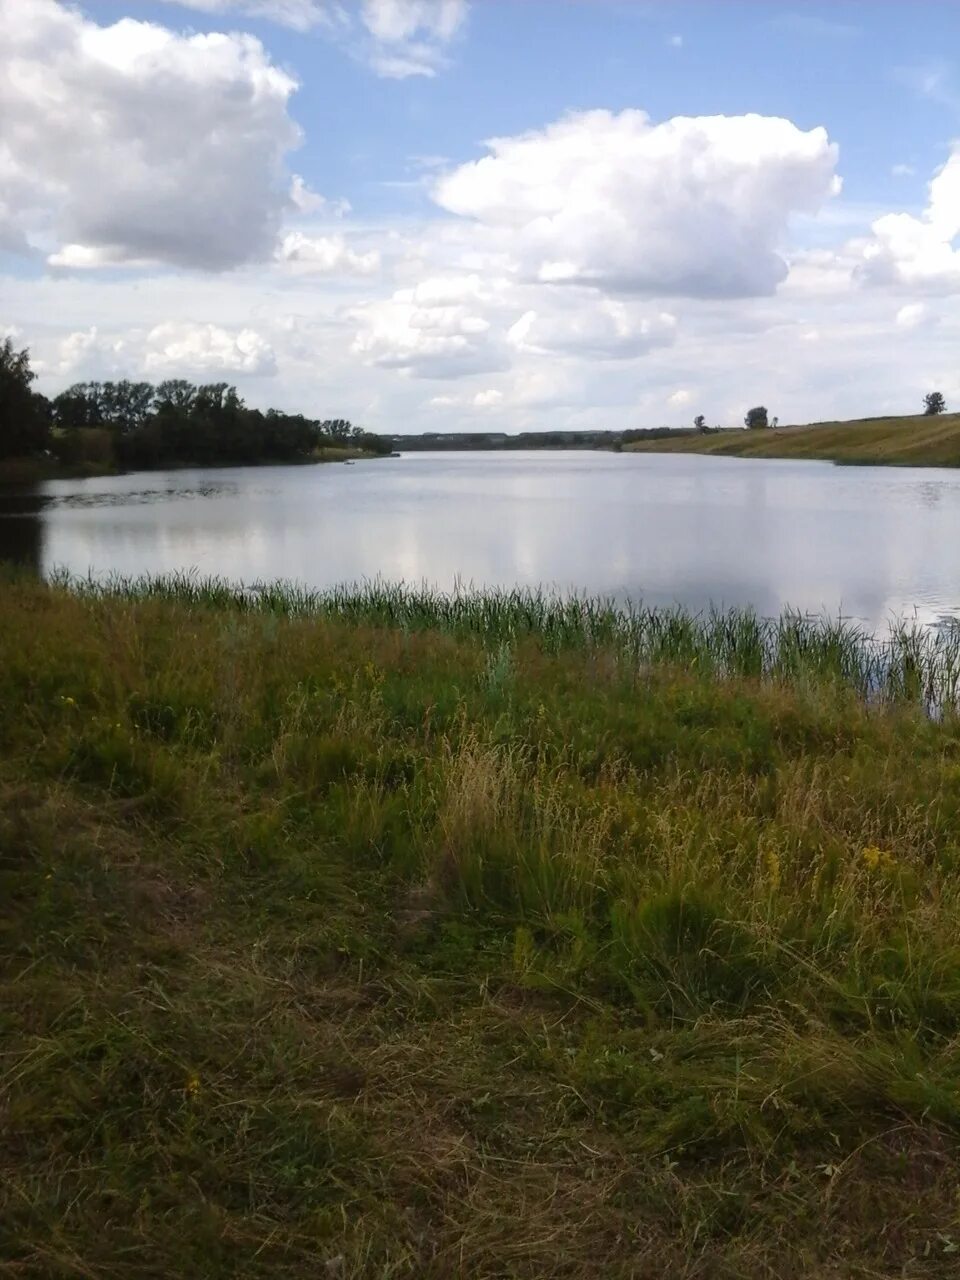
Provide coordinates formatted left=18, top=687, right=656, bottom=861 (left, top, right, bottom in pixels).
left=0, top=447, right=383, bottom=487
left=625, top=412, right=960, bottom=467
left=7, top=575, right=960, bottom=1276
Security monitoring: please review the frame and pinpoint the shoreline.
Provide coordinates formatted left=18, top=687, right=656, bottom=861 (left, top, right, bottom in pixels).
left=0, top=448, right=389, bottom=488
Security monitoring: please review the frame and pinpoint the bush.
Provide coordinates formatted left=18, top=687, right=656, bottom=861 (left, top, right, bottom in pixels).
left=744, top=406, right=770, bottom=430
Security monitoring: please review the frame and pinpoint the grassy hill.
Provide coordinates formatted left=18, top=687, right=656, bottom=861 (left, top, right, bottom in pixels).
left=625, top=412, right=960, bottom=466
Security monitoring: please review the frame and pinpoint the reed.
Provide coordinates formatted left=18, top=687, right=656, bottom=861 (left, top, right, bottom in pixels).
left=49, top=567, right=960, bottom=710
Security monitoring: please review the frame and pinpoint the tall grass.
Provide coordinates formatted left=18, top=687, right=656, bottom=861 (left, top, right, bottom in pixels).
left=50, top=567, right=960, bottom=711
left=7, top=574, right=960, bottom=1275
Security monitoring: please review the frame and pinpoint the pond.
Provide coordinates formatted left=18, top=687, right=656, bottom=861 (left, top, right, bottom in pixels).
left=3, top=450, right=960, bottom=631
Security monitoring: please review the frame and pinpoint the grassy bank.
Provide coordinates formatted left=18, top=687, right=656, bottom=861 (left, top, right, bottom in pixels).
left=625, top=412, right=960, bottom=467
left=0, top=448, right=386, bottom=487
left=6, top=577, right=960, bottom=1276
left=0, top=457, right=121, bottom=486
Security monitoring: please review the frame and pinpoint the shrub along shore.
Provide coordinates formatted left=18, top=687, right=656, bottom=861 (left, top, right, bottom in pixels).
left=5, top=575, right=960, bottom=1277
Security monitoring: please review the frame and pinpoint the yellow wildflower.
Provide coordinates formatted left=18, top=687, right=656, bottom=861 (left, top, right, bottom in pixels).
left=185, top=1074, right=200, bottom=1098
left=862, top=845, right=897, bottom=873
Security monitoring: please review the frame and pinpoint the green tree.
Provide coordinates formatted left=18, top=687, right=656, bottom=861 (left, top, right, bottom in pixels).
left=744, top=405, right=770, bottom=430
left=153, top=380, right=197, bottom=412
left=0, top=338, right=50, bottom=458
left=321, top=418, right=355, bottom=443
left=693, top=414, right=707, bottom=433
left=100, top=381, right=154, bottom=433
left=53, top=384, right=103, bottom=430
left=923, top=391, right=946, bottom=416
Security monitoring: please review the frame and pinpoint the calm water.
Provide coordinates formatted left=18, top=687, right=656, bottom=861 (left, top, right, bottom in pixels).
left=3, top=451, right=960, bottom=630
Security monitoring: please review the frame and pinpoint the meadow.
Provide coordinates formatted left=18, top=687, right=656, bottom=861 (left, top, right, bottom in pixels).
left=5, top=574, right=960, bottom=1276
left=625, top=412, right=960, bottom=467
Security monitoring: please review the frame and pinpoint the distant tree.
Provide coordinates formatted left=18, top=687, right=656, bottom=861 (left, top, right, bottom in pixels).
left=745, top=405, right=770, bottom=430
left=924, top=391, right=946, bottom=416
left=0, top=337, right=50, bottom=458
left=53, top=383, right=104, bottom=431
left=153, top=380, right=196, bottom=412
left=353, top=430, right=391, bottom=456
left=321, top=418, right=355, bottom=443
left=99, top=380, right=154, bottom=433
left=693, top=414, right=707, bottom=433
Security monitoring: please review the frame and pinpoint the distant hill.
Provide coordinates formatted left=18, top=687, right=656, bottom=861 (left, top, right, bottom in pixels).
left=624, top=413, right=960, bottom=467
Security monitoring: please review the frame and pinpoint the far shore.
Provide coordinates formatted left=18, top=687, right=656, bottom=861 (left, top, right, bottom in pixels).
left=8, top=411, right=960, bottom=485
left=625, top=411, right=960, bottom=468
left=0, top=446, right=388, bottom=488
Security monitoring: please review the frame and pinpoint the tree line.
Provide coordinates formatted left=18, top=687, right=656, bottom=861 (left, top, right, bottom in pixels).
left=0, top=338, right=389, bottom=469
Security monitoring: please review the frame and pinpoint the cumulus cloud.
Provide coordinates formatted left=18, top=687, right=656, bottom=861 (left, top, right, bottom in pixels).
left=361, top=0, right=468, bottom=77
left=0, top=0, right=301, bottom=270
left=433, top=109, right=840, bottom=298
left=144, top=323, right=277, bottom=375
left=50, top=327, right=128, bottom=378
left=278, top=232, right=381, bottom=275
left=350, top=274, right=508, bottom=378
left=852, top=148, right=960, bottom=293
left=472, top=388, right=502, bottom=407
left=289, top=176, right=350, bottom=217
left=507, top=297, right=676, bottom=360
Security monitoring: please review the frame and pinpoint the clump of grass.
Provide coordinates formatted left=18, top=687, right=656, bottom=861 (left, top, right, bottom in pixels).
left=6, top=574, right=960, bottom=1276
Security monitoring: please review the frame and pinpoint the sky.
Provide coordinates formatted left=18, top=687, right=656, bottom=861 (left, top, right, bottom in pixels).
left=3, top=0, right=960, bottom=433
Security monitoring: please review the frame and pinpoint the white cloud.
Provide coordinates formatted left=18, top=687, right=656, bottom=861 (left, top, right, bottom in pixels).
left=472, top=388, right=502, bottom=407
left=278, top=232, right=381, bottom=275
left=350, top=274, right=508, bottom=378
left=361, top=0, right=468, bottom=77
left=507, top=298, right=677, bottom=360
left=289, top=176, right=351, bottom=217
left=0, top=0, right=301, bottom=270
left=668, top=34, right=683, bottom=48
left=852, top=148, right=960, bottom=292
left=433, top=109, right=840, bottom=298
left=159, top=0, right=468, bottom=77
left=896, top=302, right=936, bottom=329
left=51, top=327, right=127, bottom=378
left=667, top=389, right=692, bottom=407
left=892, top=164, right=915, bottom=178
left=144, top=323, right=277, bottom=375
left=158, top=0, right=335, bottom=31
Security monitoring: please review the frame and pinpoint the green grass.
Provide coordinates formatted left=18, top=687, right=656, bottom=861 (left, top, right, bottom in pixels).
left=625, top=412, right=960, bottom=467
left=6, top=575, right=960, bottom=1276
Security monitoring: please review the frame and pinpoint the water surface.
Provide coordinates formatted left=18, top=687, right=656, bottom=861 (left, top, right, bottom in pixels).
left=3, top=451, right=960, bottom=631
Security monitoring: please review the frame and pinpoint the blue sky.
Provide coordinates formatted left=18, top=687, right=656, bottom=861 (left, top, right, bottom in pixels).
left=4, top=0, right=960, bottom=431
